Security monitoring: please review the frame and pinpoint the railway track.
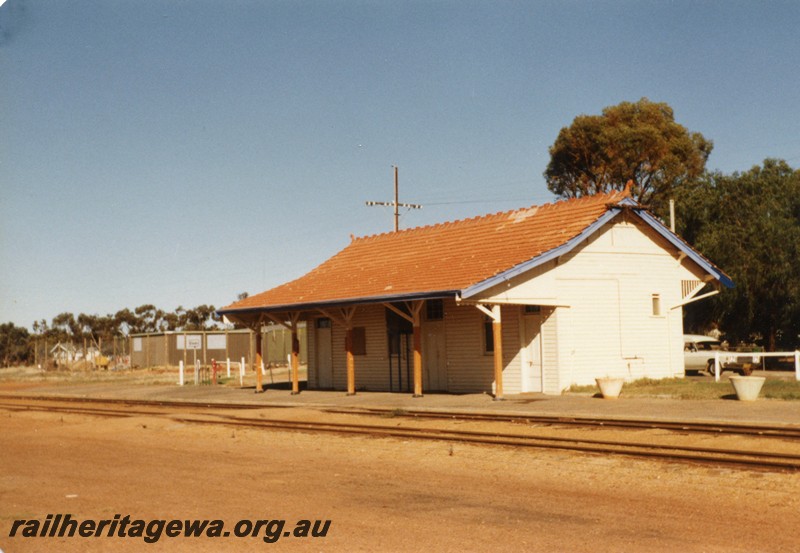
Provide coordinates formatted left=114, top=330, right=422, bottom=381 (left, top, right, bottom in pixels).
left=2, top=395, right=799, bottom=472
left=4, top=394, right=800, bottom=439
left=322, top=406, right=800, bottom=440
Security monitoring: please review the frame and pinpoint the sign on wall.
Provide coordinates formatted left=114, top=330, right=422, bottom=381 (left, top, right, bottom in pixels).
left=187, top=336, right=202, bottom=350
left=176, top=335, right=203, bottom=350
left=206, top=334, right=227, bottom=350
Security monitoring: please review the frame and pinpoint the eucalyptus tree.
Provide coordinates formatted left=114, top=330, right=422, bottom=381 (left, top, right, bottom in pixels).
left=545, top=98, right=713, bottom=215
left=677, top=159, right=800, bottom=350
left=0, top=323, right=31, bottom=367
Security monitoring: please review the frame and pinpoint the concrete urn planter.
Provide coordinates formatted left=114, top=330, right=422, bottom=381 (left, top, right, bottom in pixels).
left=595, top=377, right=624, bottom=399
left=729, top=375, right=766, bottom=401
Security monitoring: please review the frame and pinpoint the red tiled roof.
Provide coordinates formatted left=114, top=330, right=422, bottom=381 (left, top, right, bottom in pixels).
left=222, top=190, right=631, bottom=312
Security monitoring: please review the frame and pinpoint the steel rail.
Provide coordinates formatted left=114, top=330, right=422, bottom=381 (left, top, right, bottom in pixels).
left=1, top=397, right=799, bottom=472
left=0, top=394, right=268, bottom=411
left=2, top=394, right=800, bottom=439
left=321, top=407, right=800, bottom=440
left=175, top=416, right=800, bottom=471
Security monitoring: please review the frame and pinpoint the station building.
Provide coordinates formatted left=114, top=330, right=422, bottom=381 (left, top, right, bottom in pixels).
left=218, top=188, right=732, bottom=397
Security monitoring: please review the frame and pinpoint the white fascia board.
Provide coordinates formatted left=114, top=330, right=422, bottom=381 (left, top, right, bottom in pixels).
left=629, top=202, right=735, bottom=289
left=457, top=297, right=569, bottom=307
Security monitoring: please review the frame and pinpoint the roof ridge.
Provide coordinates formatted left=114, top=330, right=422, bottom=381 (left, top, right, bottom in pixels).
left=353, top=205, right=526, bottom=242
left=352, top=190, right=623, bottom=243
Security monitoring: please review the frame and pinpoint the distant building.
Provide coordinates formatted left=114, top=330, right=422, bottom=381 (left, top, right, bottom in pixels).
left=129, top=326, right=307, bottom=368
left=49, top=342, right=78, bottom=364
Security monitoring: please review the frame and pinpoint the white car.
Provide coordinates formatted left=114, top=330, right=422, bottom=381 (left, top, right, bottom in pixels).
left=683, top=335, right=759, bottom=376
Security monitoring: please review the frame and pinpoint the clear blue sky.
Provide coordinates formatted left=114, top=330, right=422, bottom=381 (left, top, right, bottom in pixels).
left=2, top=0, right=799, bottom=329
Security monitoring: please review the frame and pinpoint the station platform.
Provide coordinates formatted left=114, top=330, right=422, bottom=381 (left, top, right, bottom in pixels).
left=2, top=378, right=799, bottom=427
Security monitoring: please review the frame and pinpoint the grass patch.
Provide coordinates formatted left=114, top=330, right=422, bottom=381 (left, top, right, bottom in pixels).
left=566, top=377, right=800, bottom=400
left=762, top=379, right=800, bottom=400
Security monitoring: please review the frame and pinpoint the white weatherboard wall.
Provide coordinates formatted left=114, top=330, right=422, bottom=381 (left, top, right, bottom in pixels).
left=443, top=300, right=522, bottom=394
left=304, top=305, right=380, bottom=392
left=477, top=216, right=708, bottom=391
left=329, top=304, right=388, bottom=392
left=308, top=300, right=522, bottom=394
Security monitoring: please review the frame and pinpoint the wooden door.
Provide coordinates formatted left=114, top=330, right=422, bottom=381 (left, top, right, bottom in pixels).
left=315, top=319, right=333, bottom=388
left=423, top=321, right=447, bottom=391
left=522, top=314, right=543, bottom=392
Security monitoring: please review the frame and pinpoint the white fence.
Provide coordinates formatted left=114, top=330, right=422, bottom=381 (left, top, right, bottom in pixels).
left=179, top=358, right=247, bottom=386
left=713, top=350, right=800, bottom=382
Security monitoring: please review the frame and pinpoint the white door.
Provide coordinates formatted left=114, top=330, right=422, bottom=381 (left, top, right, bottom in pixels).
left=522, top=314, right=543, bottom=392
left=315, top=319, right=333, bottom=388
left=422, top=321, right=447, bottom=391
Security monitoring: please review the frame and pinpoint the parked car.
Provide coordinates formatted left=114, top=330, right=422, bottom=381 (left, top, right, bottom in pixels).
left=683, top=335, right=760, bottom=376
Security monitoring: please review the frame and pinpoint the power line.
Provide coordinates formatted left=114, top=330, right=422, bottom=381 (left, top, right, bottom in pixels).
left=423, top=198, right=535, bottom=206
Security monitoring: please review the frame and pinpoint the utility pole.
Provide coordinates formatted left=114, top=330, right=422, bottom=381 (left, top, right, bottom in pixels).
left=669, top=199, right=676, bottom=232
left=365, top=166, right=422, bottom=232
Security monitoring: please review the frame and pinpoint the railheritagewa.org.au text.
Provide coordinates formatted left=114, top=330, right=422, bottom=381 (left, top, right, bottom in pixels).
left=8, top=514, right=331, bottom=544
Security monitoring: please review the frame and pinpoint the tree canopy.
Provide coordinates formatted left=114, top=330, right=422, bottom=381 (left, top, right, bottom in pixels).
left=677, top=159, right=800, bottom=350
left=545, top=98, right=713, bottom=215
left=0, top=322, right=31, bottom=367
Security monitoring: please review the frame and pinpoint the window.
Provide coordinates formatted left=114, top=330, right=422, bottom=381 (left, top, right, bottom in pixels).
left=316, top=318, right=331, bottom=329
left=483, top=316, right=494, bottom=354
left=351, top=327, right=367, bottom=356
left=524, top=305, right=541, bottom=314
left=651, top=294, right=662, bottom=316
left=426, top=299, right=444, bottom=321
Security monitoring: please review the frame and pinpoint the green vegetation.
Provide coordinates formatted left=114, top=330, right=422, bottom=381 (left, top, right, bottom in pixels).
left=0, top=322, right=32, bottom=367
left=762, top=379, right=800, bottom=400
left=566, top=377, right=800, bottom=401
left=676, top=160, right=800, bottom=351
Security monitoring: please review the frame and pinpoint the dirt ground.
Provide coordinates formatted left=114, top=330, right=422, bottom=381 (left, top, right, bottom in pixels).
left=2, top=402, right=799, bottom=553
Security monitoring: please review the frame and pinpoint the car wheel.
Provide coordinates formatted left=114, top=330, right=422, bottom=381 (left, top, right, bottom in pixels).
left=706, top=361, right=716, bottom=375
